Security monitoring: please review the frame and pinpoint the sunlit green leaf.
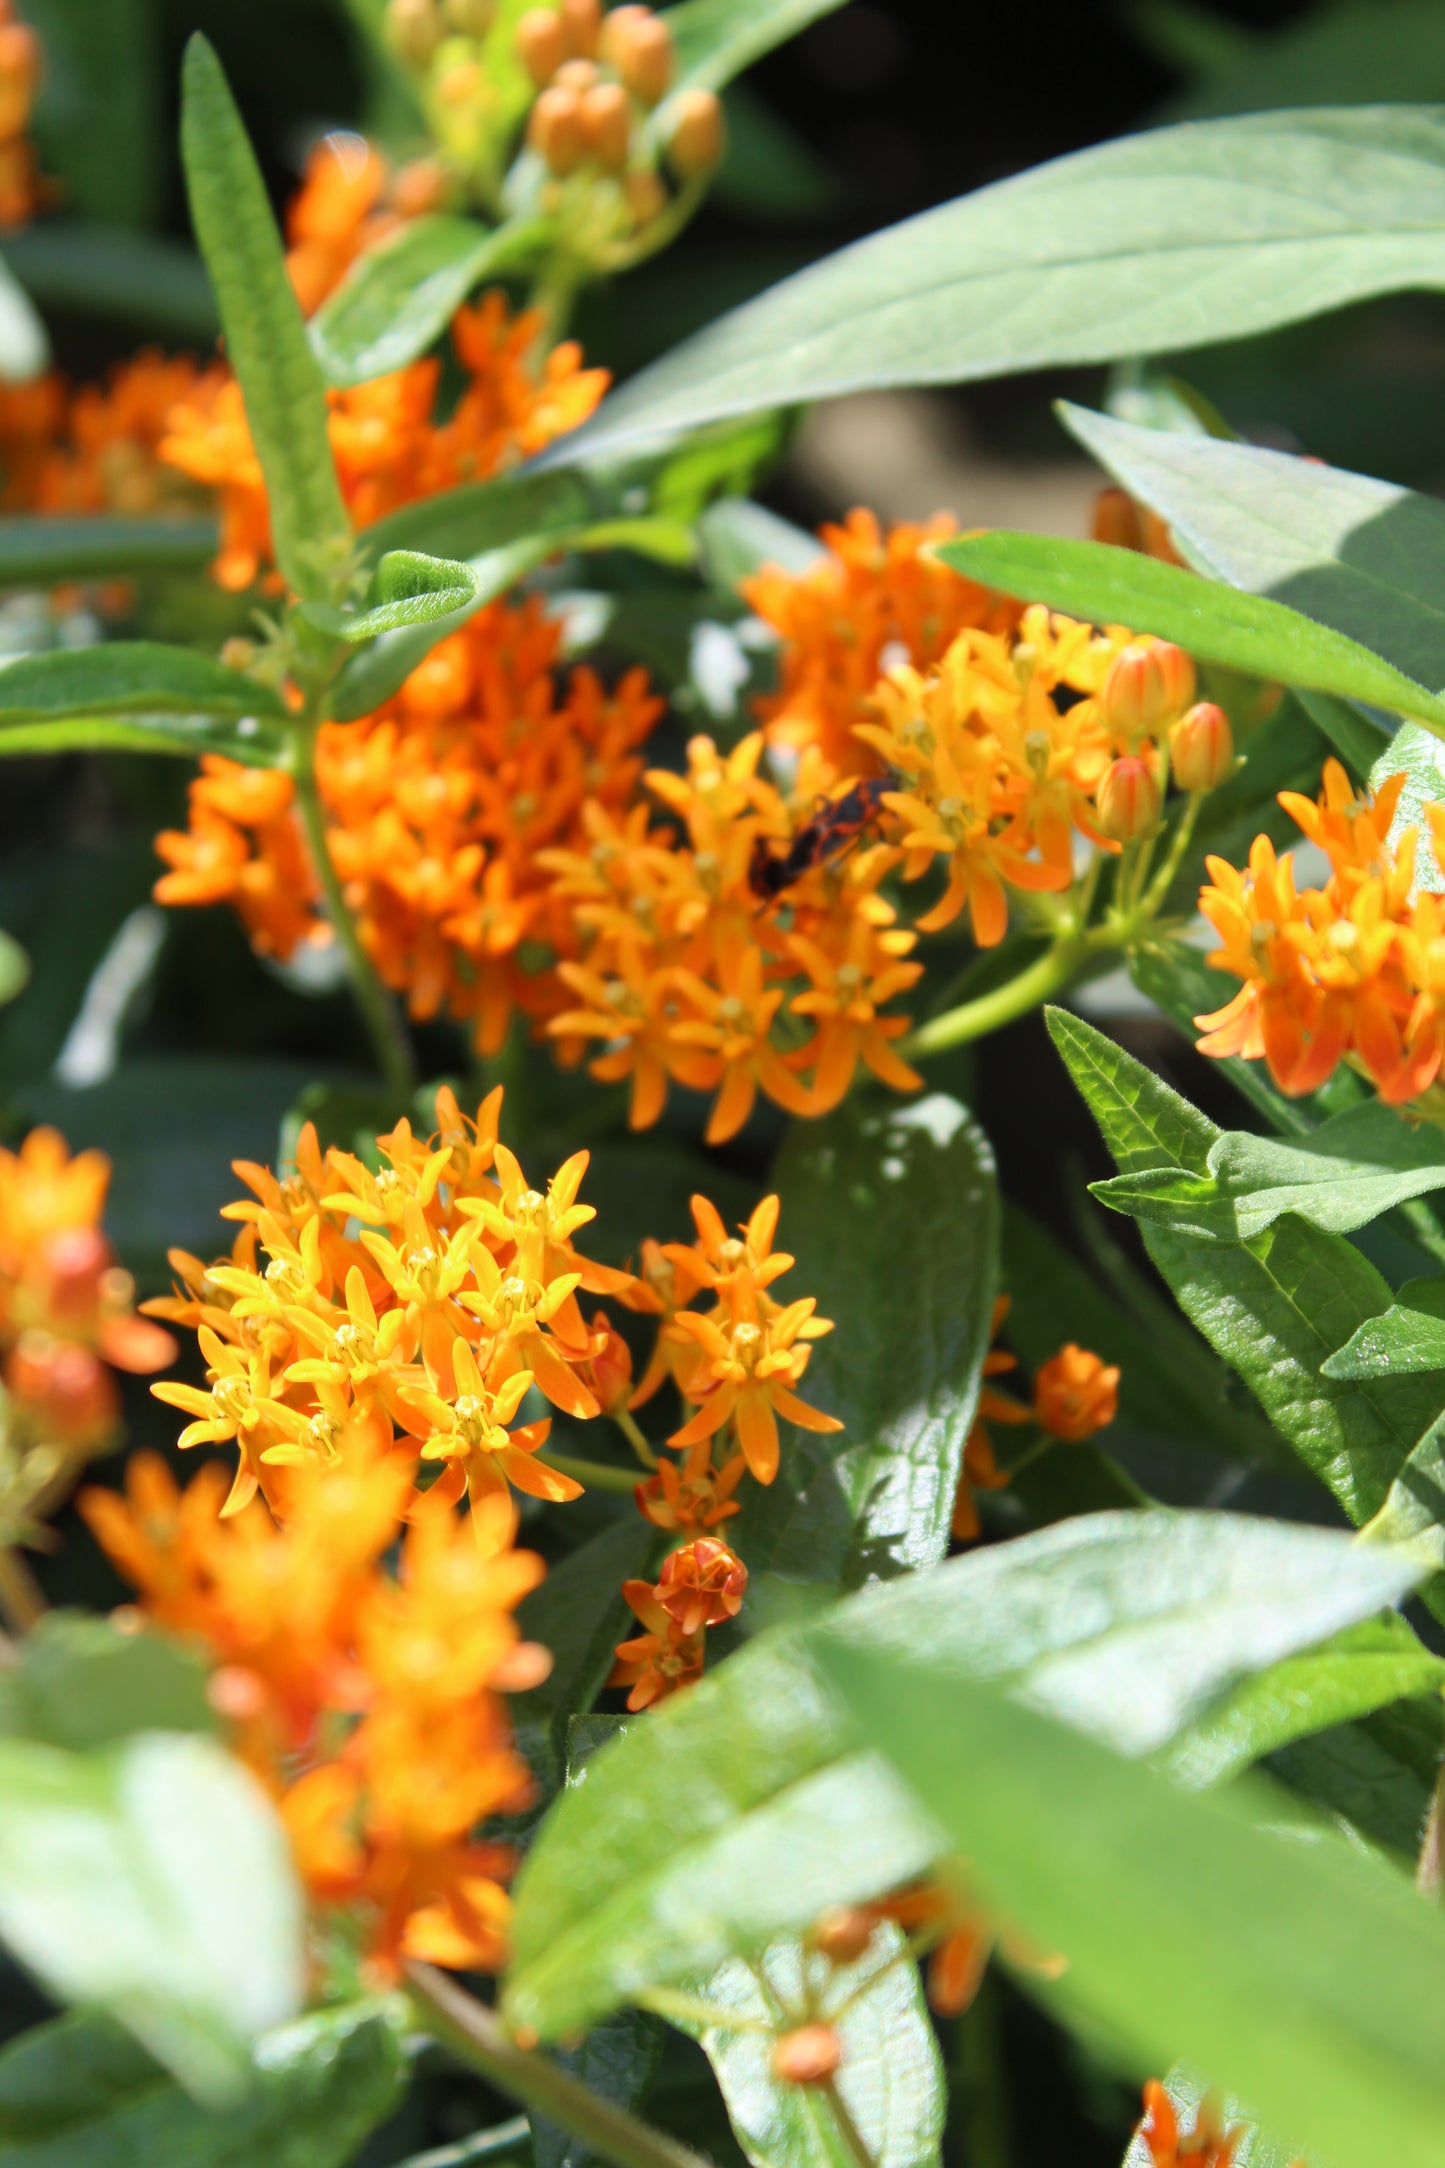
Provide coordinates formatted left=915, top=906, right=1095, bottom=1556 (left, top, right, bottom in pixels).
left=0, top=516, right=218, bottom=588
left=697, top=496, right=822, bottom=590
left=0, top=713, right=288, bottom=765
left=0, top=928, right=26, bottom=1009
left=0, top=642, right=287, bottom=721
left=662, top=0, right=846, bottom=92
left=1324, top=1276, right=1445, bottom=1380
left=299, top=548, right=480, bottom=644
left=310, top=213, right=549, bottom=388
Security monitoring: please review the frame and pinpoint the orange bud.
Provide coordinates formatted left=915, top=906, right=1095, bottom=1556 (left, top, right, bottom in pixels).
left=37, top=1225, right=112, bottom=1325
left=391, top=155, right=449, bottom=216
left=607, top=8, right=672, bottom=102
left=438, top=57, right=481, bottom=103
left=1033, top=1344, right=1120, bottom=1442
left=7, top=1332, right=118, bottom=1448
left=771, top=2024, right=843, bottom=2087
left=1092, top=485, right=1142, bottom=552
left=665, top=86, right=725, bottom=177
left=579, top=80, right=631, bottom=169
left=810, top=1905, right=877, bottom=1965
left=385, top=0, right=442, bottom=63
left=583, top=1311, right=633, bottom=1413
left=1169, top=700, right=1234, bottom=793
left=560, top=0, right=601, bottom=56
left=1102, top=640, right=1192, bottom=740
left=0, top=21, right=39, bottom=140
left=443, top=0, right=495, bottom=27
left=656, top=1536, right=747, bottom=1635
left=516, top=6, right=566, bottom=82
left=553, top=55, right=598, bottom=88
left=1095, top=753, right=1161, bottom=843
left=528, top=83, right=585, bottom=174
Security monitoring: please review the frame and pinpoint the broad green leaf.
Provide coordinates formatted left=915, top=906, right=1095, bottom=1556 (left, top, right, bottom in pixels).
left=1122, top=2067, right=1299, bottom=2168
left=310, top=214, right=548, bottom=387
left=0, top=1730, right=303, bottom=2102
left=0, top=642, right=288, bottom=720
left=1370, top=718, right=1445, bottom=890
left=661, top=0, right=847, bottom=94
left=1059, top=402, right=1445, bottom=700
left=179, top=36, right=349, bottom=599
left=1047, top=1008, right=1445, bottom=1526
left=1163, top=1614, right=1445, bottom=1787
left=1356, top=1412, right=1445, bottom=1564
left=1092, top=1101, right=1445, bottom=1242
left=503, top=1509, right=1423, bottom=2039
left=674, top=1932, right=943, bottom=2168
left=299, top=548, right=481, bottom=644
left=542, top=107, right=1445, bottom=467
left=0, top=1999, right=406, bottom=2168
left=696, top=496, right=823, bottom=591
left=0, top=223, right=217, bottom=342
left=937, top=533, right=1445, bottom=735
left=726, top=1094, right=998, bottom=1590
left=1268, top=1698, right=1442, bottom=1861
left=1324, top=1276, right=1445, bottom=1380
left=0, top=929, right=25, bottom=1008
left=819, top=1642, right=1445, bottom=2168
left=0, top=516, right=218, bottom=587
left=23, top=0, right=161, bottom=229
left=0, top=1613, right=213, bottom=1752
left=0, top=713, right=289, bottom=765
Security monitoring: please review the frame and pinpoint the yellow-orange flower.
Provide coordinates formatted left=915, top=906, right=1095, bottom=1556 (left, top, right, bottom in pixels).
left=1033, top=1344, right=1120, bottom=1442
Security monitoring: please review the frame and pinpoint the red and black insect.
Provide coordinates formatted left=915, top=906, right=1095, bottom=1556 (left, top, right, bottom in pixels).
left=747, top=776, right=892, bottom=903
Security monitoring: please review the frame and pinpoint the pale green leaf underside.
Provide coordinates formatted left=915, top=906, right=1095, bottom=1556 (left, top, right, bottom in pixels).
left=309, top=214, right=549, bottom=388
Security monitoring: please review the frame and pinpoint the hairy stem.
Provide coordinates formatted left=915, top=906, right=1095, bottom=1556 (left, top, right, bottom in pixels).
left=291, top=719, right=417, bottom=1104
left=406, top=1965, right=712, bottom=2168
left=901, top=937, right=1096, bottom=1061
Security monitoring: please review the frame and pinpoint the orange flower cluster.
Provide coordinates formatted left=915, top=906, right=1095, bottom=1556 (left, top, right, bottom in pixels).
left=0, top=0, right=42, bottom=229
left=284, top=130, right=449, bottom=316
left=1195, top=756, right=1445, bottom=1103
left=82, top=1442, right=546, bottom=1977
left=951, top=1297, right=1119, bottom=1541
left=808, top=1881, right=1064, bottom=2027
left=0, top=350, right=215, bottom=520
left=610, top=1534, right=747, bottom=1709
left=159, top=291, right=608, bottom=591
left=0, top=1128, right=174, bottom=1480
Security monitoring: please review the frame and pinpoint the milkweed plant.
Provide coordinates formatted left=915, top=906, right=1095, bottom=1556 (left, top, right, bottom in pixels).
left=2, top=5, right=1445, bottom=2166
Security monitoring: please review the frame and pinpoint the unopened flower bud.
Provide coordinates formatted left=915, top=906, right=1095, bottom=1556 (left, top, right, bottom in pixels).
left=220, top=636, right=255, bottom=672
left=207, top=1664, right=268, bottom=1723
left=516, top=5, right=566, bottom=82
left=528, top=83, right=585, bottom=173
left=553, top=54, right=598, bottom=88
left=665, top=86, right=725, bottom=177
left=1095, top=754, right=1161, bottom=843
left=7, top=1332, right=118, bottom=1447
left=385, top=0, right=442, bottom=63
left=772, top=2024, right=843, bottom=2087
left=1169, top=701, right=1234, bottom=793
left=579, top=79, right=631, bottom=169
left=584, top=1312, right=633, bottom=1413
left=656, top=1536, right=748, bottom=1635
left=560, top=0, right=601, bottom=55
left=38, top=1225, right=112, bottom=1324
left=1102, top=640, right=1192, bottom=741
left=810, top=1905, right=877, bottom=1965
left=1034, top=1344, right=1120, bottom=1442
left=1092, top=486, right=1142, bottom=552
left=606, top=7, right=673, bottom=102
left=443, top=0, right=495, bottom=29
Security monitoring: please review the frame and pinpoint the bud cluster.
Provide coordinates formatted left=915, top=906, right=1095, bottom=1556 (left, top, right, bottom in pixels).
left=519, top=0, right=723, bottom=186
left=1095, top=640, right=1235, bottom=844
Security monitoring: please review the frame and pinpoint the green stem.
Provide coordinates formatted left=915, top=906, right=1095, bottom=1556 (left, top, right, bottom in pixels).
left=819, top=2078, right=877, bottom=2168
left=1141, top=790, right=1205, bottom=919
left=613, top=1407, right=659, bottom=1471
left=392, top=2116, right=531, bottom=2168
left=901, top=937, right=1095, bottom=1062
left=956, top=1976, right=1011, bottom=2168
left=637, top=1985, right=772, bottom=2035
left=291, top=719, right=417, bottom=1104
left=405, top=1965, right=712, bottom=2168
left=538, top=1447, right=640, bottom=1494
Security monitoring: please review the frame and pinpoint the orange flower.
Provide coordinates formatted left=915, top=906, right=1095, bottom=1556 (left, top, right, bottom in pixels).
left=1137, top=2083, right=1245, bottom=2168
left=634, top=1437, right=747, bottom=1533
left=285, top=131, right=393, bottom=315
left=951, top=1296, right=1027, bottom=1542
left=1033, top=1344, right=1119, bottom=1442
left=655, top=1535, right=747, bottom=1634
left=609, top=1577, right=706, bottom=1710
left=670, top=1292, right=841, bottom=1484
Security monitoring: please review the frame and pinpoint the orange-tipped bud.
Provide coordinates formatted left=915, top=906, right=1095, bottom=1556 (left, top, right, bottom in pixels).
left=771, top=2024, right=843, bottom=2087
left=1033, top=1344, right=1120, bottom=1442
left=665, top=86, right=725, bottom=177
left=656, top=1536, right=748, bottom=1635
left=385, top=0, right=442, bottom=63
left=443, top=0, right=495, bottom=28
left=1169, top=700, right=1234, bottom=793
left=7, top=1332, right=118, bottom=1448
left=528, top=83, right=585, bottom=173
left=1102, top=640, right=1192, bottom=741
left=560, top=0, right=601, bottom=55
left=516, top=5, right=567, bottom=82
left=1092, top=485, right=1142, bottom=552
left=810, top=1905, right=877, bottom=1965
left=438, top=57, right=482, bottom=104
left=1096, top=753, right=1161, bottom=843
left=583, top=1312, right=633, bottom=1413
left=553, top=55, right=598, bottom=88
left=579, top=80, right=631, bottom=168
left=607, top=8, right=673, bottom=102
left=625, top=168, right=666, bottom=224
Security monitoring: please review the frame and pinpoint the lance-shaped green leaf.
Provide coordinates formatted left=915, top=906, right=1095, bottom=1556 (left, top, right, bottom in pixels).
left=309, top=214, right=550, bottom=388
left=0, top=1998, right=407, bottom=2168
left=179, top=36, right=349, bottom=600
left=0, top=1730, right=303, bottom=2103
left=1, top=222, right=217, bottom=342
left=1354, top=1412, right=1445, bottom=1565
left=725, top=1094, right=998, bottom=1590
left=662, top=0, right=847, bottom=93
left=819, top=1642, right=1445, bottom=2168
left=502, top=1509, right=1425, bottom=2040
left=1092, top=1101, right=1445, bottom=1243
left=1058, top=401, right=1445, bottom=697
left=0, top=928, right=25, bottom=1008
left=541, top=107, right=1445, bottom=467
left=0, top=713, right=289, bottom=765
left=0, top=642, right=288, bottom=721
left=1324, top=1276, right=1445, bottom=1380
left=697, top=496, right=823, bottom=590
left=937, top=533, right=1445, bottom=735
left=0, top=515, right=218, bottom=587
left=1047, top=1008, right=1444, bottom=1527
left=671, top=1931, right=944, bottom=2168
left=1268, top=1698, right=1443, bottom=1863
left=298, top=548, right=481, bottom=644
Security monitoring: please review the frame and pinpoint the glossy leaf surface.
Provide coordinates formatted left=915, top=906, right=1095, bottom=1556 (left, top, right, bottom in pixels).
left=310, top=214, right=547, bottom=387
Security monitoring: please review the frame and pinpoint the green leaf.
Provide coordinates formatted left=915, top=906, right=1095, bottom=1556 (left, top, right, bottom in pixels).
left=1268, top=1698, right=1442, bottom=1861
left=1059, top=402, right=1445, bottom=700
left=502, top=1509, right=1424, bottom=2040
left=22, top=0, right=160, bottom=229
left=937, top=533, right=1445, bottom=735
left=672, top=1932, right=943, bottom=2168
left=1163, top=1614, right=1445, bottom=1787
left=542, top=107, right=1445, bottom=467
left=0, top=642, right=288, bottom=720
left=661, top=0, right=847, bottom=94
left=310, top=214, right=548, bottom=388
left=0, top=713, right=289, bottom=765
left=696, top=496, right=823, bottom=591
left=1324, top=1276, right=1445, bottom=1380
left=514, top=1516, right=665, bottom=1728
left=0, top=516, right=218, bottom=587
left=0, top=929, right=26, bottom=1009
left=178, top=36, right=349, bottom=600
left=1092, top=1101, right=1445, bottom=1242
left=299, top=548, right=481, bottom=644
left=1369, top=718, right=1445, bottom=890
left=0, top=224, right=217, bottom=343
left=818, top=1642, right=1445, bottom=2168
left=531, top=2007, right=664, bottom=2168
left=0, top=1730, right=303, bottom=2102
left=1354, top=1411, right=1445, bottom=1564
left=0, top=1999, right=406, bottom=2168
left=1047, top=1008, right=1444, bottom=1526
left=0, top=1613, right=214, bottom=1752
left=726, top=1094, right=998, bottom=1590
